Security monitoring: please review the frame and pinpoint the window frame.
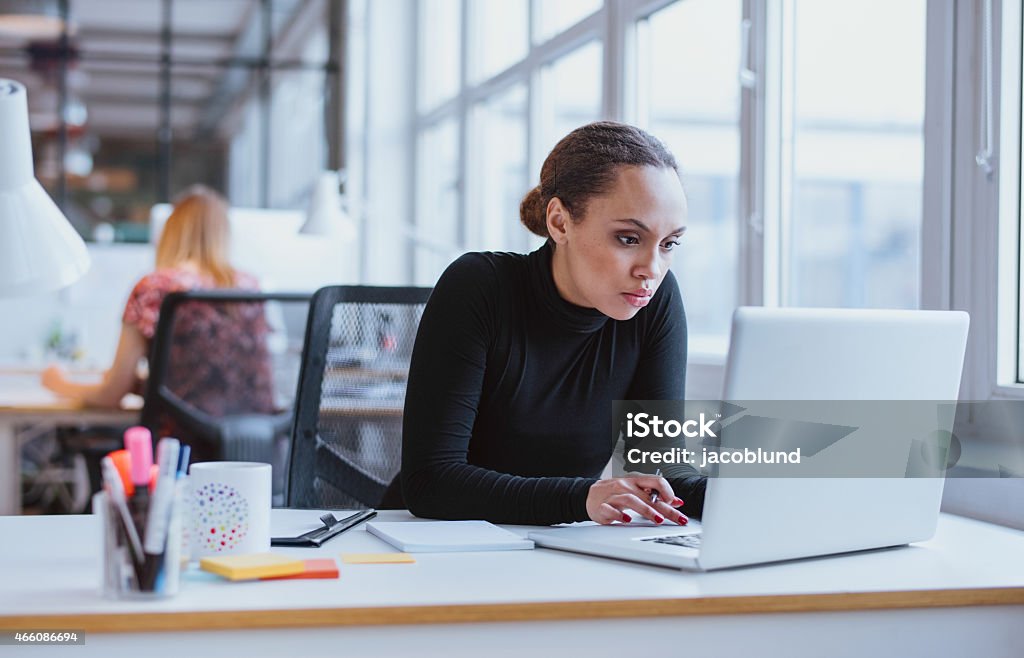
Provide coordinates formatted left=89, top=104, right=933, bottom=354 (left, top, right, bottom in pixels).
left=411, top=0, right=608, bottom=274
left=363, top=0, right=1019, bottom=403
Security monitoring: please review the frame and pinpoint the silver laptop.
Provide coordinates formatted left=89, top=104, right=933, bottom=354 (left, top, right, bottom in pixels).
left=529, top=307, right=970, bottom=571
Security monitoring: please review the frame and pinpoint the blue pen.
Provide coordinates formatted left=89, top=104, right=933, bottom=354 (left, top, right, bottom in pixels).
left=141, top=438, right=180, bottom=591
left=176, top=444, right=191, bottom=479
left=157, top=443, right=190, bottom=593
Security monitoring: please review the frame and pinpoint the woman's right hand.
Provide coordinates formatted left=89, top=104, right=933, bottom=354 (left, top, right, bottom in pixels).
left=586, top=475, right=688, bottom=525
left=40, top=364, right=69, bottom=395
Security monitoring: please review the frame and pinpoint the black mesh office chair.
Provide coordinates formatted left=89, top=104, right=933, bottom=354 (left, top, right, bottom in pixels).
left=286, top=286, right=431, bottom=510
left=141, top=290, right=311, bottom=502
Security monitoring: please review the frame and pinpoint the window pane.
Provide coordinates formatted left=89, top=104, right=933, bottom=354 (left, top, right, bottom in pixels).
left=539, top=40, right=603, bottom=156
left=469, top=84, right=529, bottom=252
left=419, top=0, right=461, bottom=110
left=789, top=0, right=925, bottom=308
left=267, top=69, right=327, bottom=208
left=640, top=0, right=741, bottom=346
left=270, top=0, right=330, bottom=65
left=228, top=97, right=263, bottom=207
left=415, top=119, right=460, bottom=285
left=535, top=0, right=602, bottom=43
left=470, top=0, right=528, bottom=82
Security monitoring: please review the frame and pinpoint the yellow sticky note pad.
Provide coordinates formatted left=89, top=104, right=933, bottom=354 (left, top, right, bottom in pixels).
left=342, top=553, right=416, bottom=564
left=200, top=553, right=305, bottom=581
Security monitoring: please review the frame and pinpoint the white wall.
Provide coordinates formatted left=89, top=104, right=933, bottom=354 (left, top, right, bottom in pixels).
left=0, top=206, right=358, bottom=369
left=0, top=243, right=152, bottom=368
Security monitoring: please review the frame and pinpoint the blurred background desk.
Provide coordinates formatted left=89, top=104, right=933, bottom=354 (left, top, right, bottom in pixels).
left=0, top=368, right=139, bottom=515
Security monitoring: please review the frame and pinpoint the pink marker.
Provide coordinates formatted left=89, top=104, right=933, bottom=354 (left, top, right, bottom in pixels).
left=124, top=426, right=153, bottom=488
left=123, top=426, right=153, bottom=539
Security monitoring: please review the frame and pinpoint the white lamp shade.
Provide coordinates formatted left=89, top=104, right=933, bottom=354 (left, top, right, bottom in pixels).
left=301, top=170, right=356, bottom=241
left=0, top=79, right=89, bottom=297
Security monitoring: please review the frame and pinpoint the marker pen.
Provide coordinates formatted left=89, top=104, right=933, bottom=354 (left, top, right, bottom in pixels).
left=124, top=426, right=153, bottom=539
left=141, top=438, right=180, bottom=591
left=107, top=449, right=135, bottom=497
left=101, top=456, right=144, bottom=565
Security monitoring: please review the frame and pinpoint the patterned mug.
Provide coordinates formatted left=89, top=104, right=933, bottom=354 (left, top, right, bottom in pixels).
left=188, top=462, right=272, bottom=558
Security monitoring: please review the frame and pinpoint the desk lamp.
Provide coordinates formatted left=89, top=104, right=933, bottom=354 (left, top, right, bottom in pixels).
left=0, top=78, right=89, bottom=296
left=301, top=170, right=356, bottom=241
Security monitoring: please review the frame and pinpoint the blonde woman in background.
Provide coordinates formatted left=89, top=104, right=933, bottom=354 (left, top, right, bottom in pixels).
left=42, top=185, right=267, bottom=418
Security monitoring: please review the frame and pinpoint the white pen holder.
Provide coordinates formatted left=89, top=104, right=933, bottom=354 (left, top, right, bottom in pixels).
left=94, top=485, right=184, bottom=599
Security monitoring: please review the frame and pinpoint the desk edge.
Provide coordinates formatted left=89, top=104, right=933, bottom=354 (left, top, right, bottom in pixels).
left=3, top=587, right=1024, bottom=633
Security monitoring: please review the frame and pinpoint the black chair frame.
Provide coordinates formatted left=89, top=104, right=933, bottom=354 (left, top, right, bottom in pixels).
left=141, top=290, right=312, bottom=461
left=286, top=285, right=432, bottom=509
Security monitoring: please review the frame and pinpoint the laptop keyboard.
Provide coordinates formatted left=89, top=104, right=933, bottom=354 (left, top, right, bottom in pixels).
left=640, top=533, right=702, bottom=549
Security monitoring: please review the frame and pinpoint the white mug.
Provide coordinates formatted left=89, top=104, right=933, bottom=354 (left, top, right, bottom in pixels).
left=188, top=462, right=272, bottom=558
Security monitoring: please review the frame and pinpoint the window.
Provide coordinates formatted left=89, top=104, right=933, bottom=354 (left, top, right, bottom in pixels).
left=414, top=118, right=460, bottom=286
left=353, top=0, right=935, bottom=353
left=418, top=0, right=461, bottom=111
left=469, top=0, right=528, bottom=83
left=401, top=0, right=609, bottom=284
left=534, top=0, right=602, bottom=43
left=353, top=1, right=954, bottom=376
left=636, top=0, right=742, bottom=347
left=784, top=0, right=926, bottom=309
left=539, top=40, right=603, bottom=156
left=468, top=84, right=529, bottom=251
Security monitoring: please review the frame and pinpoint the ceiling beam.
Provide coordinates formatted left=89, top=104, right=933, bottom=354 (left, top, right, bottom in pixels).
left=77, top=28, right=236, bottom=48
left=80, top=93, right=204, bottom=107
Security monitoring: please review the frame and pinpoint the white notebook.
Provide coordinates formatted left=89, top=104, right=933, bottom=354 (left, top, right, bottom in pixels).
left=366, top=520, right=535, bottom=553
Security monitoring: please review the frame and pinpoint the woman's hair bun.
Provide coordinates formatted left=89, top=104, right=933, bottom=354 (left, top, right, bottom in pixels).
left=519, top=185, right=548, bottom=238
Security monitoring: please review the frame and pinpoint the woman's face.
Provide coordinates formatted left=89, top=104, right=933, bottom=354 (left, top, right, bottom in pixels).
left=547, top=165, right=688, bottom=321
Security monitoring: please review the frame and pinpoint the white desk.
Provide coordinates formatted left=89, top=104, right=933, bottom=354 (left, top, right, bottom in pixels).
left=0, top=370, right=139, bottom=515
left=0, top=510, right=1022, bottom=657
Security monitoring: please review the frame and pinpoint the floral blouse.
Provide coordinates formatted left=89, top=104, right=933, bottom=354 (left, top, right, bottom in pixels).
left=123, top=268, right=275, bottom=458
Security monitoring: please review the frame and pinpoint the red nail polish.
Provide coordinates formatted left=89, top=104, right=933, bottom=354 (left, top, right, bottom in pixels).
left=654, top=515, right=664, bottom=524
left=674, top=497, right=685, bottom=506
left=678, top=516, right=688, bottom=525
left=621, top=514, right=631, bottom=523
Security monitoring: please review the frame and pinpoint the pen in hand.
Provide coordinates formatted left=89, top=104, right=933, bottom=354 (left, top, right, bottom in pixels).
left=649, top=468, right=663, bottom=505
left=650, top=467, right=689, bottom=525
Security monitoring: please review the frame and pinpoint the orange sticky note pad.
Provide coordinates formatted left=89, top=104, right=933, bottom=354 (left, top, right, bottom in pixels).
left=342, top=553, right=415, bottom=564
left=262, top=559, right=339, bottom=580
left=200, top=553, right=305, bottom=581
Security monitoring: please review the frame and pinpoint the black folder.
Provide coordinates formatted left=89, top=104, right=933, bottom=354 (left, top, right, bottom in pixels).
left=271, top=509, right=377, bottom=547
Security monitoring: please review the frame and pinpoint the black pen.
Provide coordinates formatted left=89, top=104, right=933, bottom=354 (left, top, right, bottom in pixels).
left=649, top=468, right=663, bottom=505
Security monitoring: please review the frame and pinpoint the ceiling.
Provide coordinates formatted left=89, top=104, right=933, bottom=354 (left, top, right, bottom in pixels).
left=0, top=0, right=326, bottom=139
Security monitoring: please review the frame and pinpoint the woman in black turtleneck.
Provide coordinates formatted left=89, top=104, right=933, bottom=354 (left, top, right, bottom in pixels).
left=400, top=121, right=705, bottom=527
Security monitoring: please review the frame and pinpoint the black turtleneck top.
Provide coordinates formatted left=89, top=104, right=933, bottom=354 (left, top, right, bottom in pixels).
left=401, top=241, right=706, bottom=525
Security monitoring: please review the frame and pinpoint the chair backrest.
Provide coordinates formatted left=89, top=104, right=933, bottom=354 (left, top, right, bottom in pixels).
left=141, top=291, right=312, bottom=494
left=286, top=285, right=431, bottom=509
